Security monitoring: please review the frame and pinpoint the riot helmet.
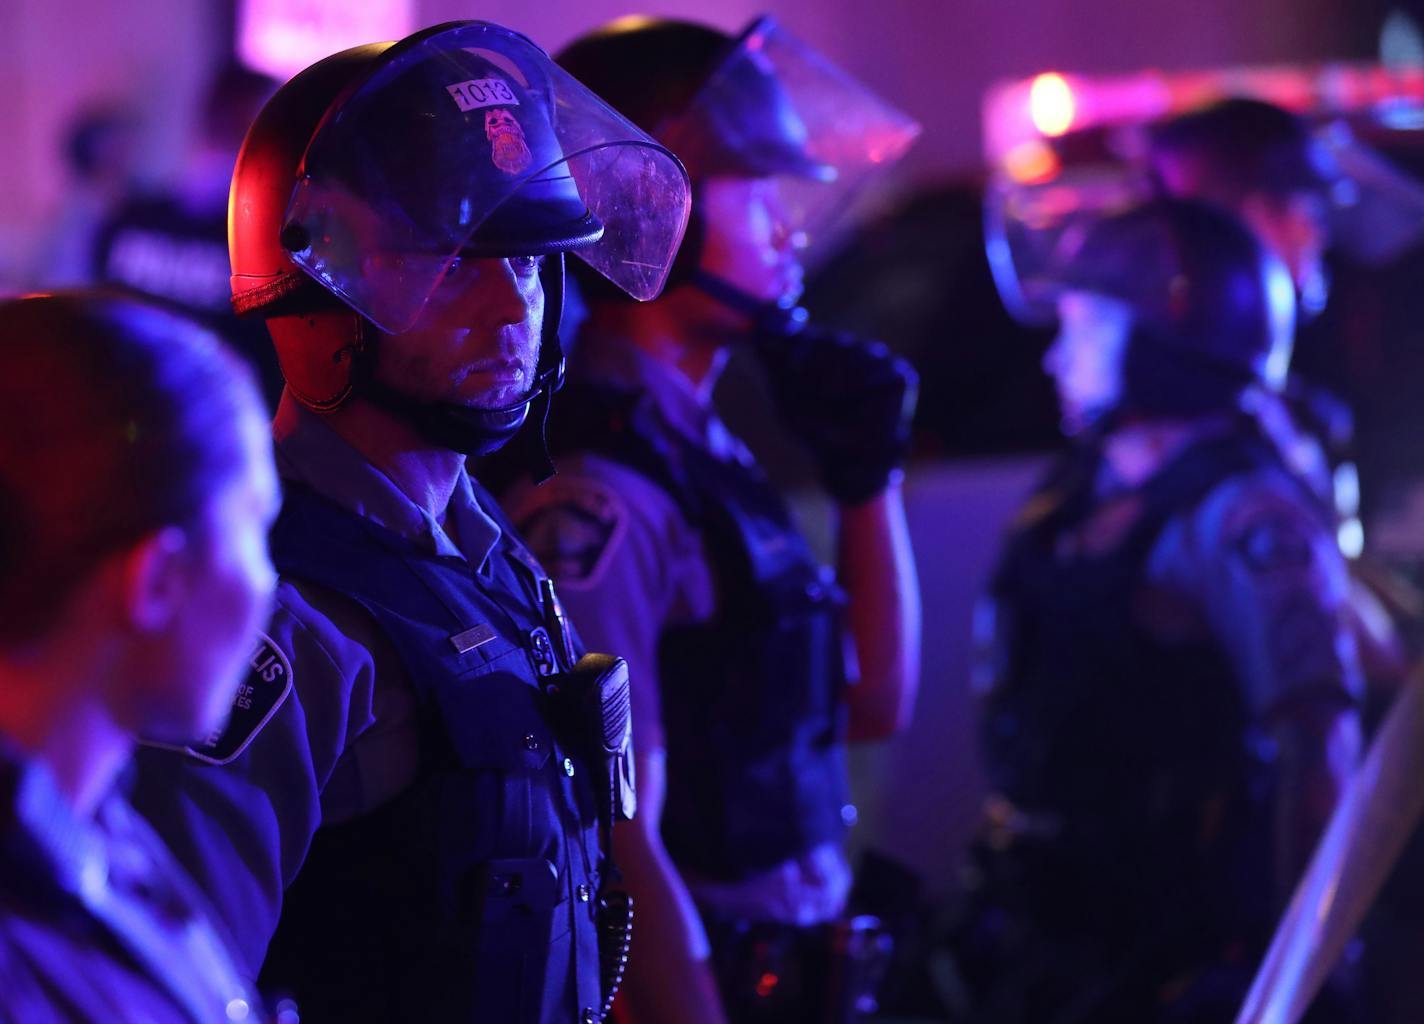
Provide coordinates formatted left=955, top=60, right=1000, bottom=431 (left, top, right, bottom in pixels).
left=1033, top=197, right=1296, bottom=423
left=228, top=20, right=690, bottom=460
left=556, top=15, right=919, bottom=316
left=1148, top=98, right=1339, bottom=205
left=1148, top=98, right=1338, bottom=317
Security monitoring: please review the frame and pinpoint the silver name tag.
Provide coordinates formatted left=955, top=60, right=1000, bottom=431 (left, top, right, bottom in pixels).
left=449, top=623, right=497, bottom=654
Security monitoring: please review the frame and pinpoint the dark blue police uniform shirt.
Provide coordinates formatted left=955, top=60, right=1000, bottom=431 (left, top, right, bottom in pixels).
left=0, top=745, right=257, bottom=1023
left=125, top=393, right=563, bottom=975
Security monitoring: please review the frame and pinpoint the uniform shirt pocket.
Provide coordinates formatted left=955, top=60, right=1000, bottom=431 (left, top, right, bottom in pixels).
left=438, top=643, right=554, bottom=774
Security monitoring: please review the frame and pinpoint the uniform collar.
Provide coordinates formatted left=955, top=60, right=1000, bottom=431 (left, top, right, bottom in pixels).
left=1097, top=413, right=1239, bottom=495
left=273, top=392, right=503, bottom=570
left=0, top=742, right=108, bottom=902
left=574, top=333, right=739, bottom=458
left=1, top=742, right=257, bottom=1018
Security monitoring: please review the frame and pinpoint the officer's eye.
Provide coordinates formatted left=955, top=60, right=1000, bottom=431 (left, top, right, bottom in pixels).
left=510, top=255, right=543, bottom=277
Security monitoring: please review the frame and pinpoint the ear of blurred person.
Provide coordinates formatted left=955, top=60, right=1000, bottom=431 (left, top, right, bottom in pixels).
left=80, top=62, right=286, bottom=408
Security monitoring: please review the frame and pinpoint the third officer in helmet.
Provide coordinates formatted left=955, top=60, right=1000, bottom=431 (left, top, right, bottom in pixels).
left=128, top=21, right=689, bottom=1024
left=1149, top=96, right=1415, bottom=707
left=960, top=198, right=1364, bottom=1023
left=496, top=15, right=922, bottom=1024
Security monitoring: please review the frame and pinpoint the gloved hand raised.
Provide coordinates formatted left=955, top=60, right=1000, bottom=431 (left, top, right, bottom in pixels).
left=751, top=313, right=918, bottom=505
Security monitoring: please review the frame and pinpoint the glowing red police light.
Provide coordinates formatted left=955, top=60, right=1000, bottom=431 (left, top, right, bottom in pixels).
left=1004, top=140, right=1061, bottom=184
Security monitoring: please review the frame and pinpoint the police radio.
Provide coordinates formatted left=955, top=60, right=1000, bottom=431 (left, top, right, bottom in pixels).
left=541, top=643, right=638, bottom=1020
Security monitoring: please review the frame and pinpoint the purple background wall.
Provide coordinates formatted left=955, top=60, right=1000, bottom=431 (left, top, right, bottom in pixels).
left=2, top=0, right=1377, bottom=277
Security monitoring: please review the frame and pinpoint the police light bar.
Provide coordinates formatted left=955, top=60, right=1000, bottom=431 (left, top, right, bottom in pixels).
left=984, top=63, right=1424, bottom=178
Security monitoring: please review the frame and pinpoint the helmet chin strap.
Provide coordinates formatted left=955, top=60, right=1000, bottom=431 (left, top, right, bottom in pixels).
left=689, top=269, right=810, bottom=338
left=361, top=363, right=561, bottom=458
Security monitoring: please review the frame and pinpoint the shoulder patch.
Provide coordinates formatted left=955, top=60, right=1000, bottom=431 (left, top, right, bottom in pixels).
left=1234, top=517, right=1316, bottom=573
left=1219, top=488, right=1319, bottom=575
left=513, top=477, right=628, bottom=589
left=142, top=632, right=294, bottom=766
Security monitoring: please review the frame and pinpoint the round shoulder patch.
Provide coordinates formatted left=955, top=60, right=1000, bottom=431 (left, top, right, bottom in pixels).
left=142, top=632, right=294, bottom=766
left=514, top=477, right=629, bottom=589
left=1219, top=487, right=1319, bottom=575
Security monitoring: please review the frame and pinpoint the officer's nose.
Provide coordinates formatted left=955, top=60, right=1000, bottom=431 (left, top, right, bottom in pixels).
left=471, top=258, right=536, bottom=331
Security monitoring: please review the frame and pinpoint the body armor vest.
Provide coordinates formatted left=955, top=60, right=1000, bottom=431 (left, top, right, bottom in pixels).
left=547, top=379, right=850, bottom=880
left=259, top=482, right=604, bottom=1024
left=978, top=428, right=1293, bottom=942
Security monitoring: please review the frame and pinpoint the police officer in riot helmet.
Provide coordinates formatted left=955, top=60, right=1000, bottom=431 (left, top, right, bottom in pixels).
left=959, top=197, right=1364, bottom=1023
left=496, top=16, right=921, bottom=1024
left=1147, top=99, right=1349, bottom=499
left=1149, top=94, right=1413, bottom=696
left=1153, top=97, right=1424, bottom=1024
left=128, top=21, right=689, bottom=1023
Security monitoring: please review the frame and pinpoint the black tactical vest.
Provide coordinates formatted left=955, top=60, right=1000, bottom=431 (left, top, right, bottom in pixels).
left=978, top=429, right=1291, bottom=940
left=545, top=380, right=851, bottom=881
left=258, top=482, right=604, bottom=1024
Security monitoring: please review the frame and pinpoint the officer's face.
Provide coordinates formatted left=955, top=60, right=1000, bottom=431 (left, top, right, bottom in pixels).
left=375, top=255, right=544, bottom=410
left=1045, top=290, right=1133, bottom=434
left=699, top=176, right=805, bottom=309
left=144, top=406, right=281, bottom=742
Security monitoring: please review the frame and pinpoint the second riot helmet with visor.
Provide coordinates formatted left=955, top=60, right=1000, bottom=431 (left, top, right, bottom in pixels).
left=1030, top=197, right=1297, bottom=421
left=556, top=15, right=920, bottom=315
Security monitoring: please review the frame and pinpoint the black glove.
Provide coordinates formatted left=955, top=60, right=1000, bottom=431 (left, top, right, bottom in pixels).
left=752, top=315, right=918, bottom=505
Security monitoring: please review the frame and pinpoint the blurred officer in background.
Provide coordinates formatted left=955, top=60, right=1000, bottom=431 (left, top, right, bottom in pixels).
left=25, top=106, right=143, bottom=289
left=960, top=198, right=1364, bottom=1023
left=128, top=21, right=689, bottom=1024
left=0, top=291, right=276, bottom=1022
left=1149, top=98, right=1412, bottom=684
left=496, top=16, right=921, bottom=1024
left=91, top=63, right=285, bottom=407
left=1154, top=95, right=1424, bottom=1024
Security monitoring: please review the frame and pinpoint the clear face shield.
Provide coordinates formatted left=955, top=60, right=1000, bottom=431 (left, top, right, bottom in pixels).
left=662, top=16, right=921, bottom=270
left=984, top=164, right=1145, bottom=327
left=987, top=116, right=1424, bottom=330
left=280, top=21, right=692, bottom=334
left=1318, top=119, right=1424, bottom=268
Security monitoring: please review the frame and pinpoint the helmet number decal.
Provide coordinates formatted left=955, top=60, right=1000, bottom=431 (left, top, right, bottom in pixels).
left=447, top=77, right=521, bottom=112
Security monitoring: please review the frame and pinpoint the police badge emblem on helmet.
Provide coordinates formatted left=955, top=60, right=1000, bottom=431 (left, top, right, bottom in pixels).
left=484, top=107, right=533, bottom=175
left=443, top=71, right=535, bottom=176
